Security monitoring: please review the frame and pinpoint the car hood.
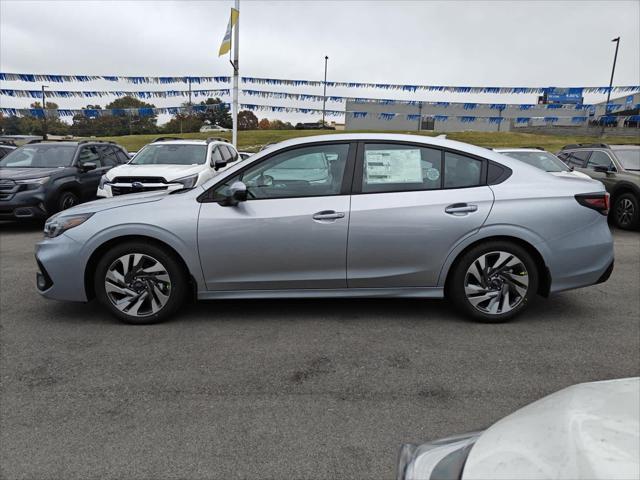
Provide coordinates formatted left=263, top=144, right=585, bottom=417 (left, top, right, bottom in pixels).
left=105, top=163, right=206, bottom=181
left=0, top=166, right=66, bottom=180
left=463, top=377, right=640, bottom=480
left=61, top=189, right=172, bottom=215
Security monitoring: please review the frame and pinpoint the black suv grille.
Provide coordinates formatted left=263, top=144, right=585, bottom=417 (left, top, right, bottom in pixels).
left=0, top=179, right=18, bottom=201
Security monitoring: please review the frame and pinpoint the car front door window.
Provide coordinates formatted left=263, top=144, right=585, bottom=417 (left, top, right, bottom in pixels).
left=217, top=144, right=350, bottom=200
left=586, top=151, right=615, bottom=171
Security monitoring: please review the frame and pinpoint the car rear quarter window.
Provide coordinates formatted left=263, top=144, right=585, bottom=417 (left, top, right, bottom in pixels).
left=361, top=143, right=442, bottom=193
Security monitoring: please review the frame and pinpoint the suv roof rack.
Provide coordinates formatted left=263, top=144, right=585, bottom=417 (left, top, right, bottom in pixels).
left=152, top=137, right=184, bottom=143
left=561, top=143, right=610, bottom=150
left=205, top=137, right=229, bottom=144
left=77, top=139, right=117, bottom=145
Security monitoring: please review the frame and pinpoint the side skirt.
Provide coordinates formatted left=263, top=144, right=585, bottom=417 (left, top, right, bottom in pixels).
left=197, top=287, right=445, bottom=300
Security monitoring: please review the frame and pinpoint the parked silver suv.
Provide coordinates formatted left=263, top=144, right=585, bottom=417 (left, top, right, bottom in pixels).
left=36, top=134, right=613, bottom=324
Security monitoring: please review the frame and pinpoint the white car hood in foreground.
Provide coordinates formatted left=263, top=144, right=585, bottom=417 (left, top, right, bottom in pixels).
left=463, top=377, right=640, bottom=480
left=105, top=163, right=206, bottom=182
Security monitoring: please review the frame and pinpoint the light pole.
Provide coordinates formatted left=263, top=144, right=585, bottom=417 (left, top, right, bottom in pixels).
left=41, top=85, right=49, bottom=140
left=322, top=55, right=328, bottom=128
left=602, top=37, right=620, bottom=134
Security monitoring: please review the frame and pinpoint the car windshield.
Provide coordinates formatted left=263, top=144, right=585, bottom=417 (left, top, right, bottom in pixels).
left=0, top=144, right=76, bottom=168
left=130, top=144, right=207, bottom=165
left=500, top=151, right=569, bottom=172
left=616, top=149, right=640, bottom=171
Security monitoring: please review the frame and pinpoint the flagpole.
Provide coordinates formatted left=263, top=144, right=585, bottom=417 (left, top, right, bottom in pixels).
left=232, top=0, right=240, bottom=147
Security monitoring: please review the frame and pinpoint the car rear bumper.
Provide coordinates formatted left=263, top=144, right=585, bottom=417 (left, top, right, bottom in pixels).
left=544, top=217, right=615, bottom=294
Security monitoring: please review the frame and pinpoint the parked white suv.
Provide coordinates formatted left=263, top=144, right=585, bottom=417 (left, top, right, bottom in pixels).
left=96, top=137, right=239, bottom=198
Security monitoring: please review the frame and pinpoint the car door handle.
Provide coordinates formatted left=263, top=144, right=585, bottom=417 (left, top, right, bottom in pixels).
left=313, top=210, right=345, bottom=220
left=445, top=203, right=478, bottom=215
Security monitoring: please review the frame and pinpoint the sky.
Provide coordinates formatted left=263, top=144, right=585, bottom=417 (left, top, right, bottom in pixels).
left=1, top=0, right=639, bottom=124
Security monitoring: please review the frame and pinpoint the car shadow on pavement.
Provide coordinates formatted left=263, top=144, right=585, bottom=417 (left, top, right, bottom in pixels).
left=0, top=220, right=44, bottom=232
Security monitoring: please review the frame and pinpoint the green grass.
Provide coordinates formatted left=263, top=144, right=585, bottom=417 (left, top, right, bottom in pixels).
left=92, top=129, right=640, bottom=153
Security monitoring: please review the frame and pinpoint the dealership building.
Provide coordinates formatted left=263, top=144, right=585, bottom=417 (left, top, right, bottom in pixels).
left=344, top=91, right=640, bottom=132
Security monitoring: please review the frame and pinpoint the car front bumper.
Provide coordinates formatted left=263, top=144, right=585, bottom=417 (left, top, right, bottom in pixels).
left=0, top=188, right=49, bottom=220
left=35, top=234, right=88, bottom=302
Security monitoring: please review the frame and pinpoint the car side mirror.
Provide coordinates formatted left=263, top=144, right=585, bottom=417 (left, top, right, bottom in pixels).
left=219, top=181, right=247, bottom=206
left=212, top=158, right=228, bottom=171
left=80, top=162, right=97, bottom=172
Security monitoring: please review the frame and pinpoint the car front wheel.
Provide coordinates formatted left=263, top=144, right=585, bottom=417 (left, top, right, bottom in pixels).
left=448, top=241, right=539, bottom=323
left=94, top=242, right=187, bottom=324
left=613, top=193, right=639, bottom=230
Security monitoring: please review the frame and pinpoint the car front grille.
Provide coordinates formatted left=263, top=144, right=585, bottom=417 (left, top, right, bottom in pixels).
left=111, top=185, right=169, bottom=196
left=112, top=176, right=167, bottom=184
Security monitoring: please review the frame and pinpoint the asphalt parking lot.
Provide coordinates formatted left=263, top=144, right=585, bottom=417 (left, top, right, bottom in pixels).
left=0, top=223, right=638, bottom=480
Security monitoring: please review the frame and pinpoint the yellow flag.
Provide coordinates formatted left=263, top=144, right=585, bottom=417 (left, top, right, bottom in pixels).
left=218, top=8, right=239, bottom=56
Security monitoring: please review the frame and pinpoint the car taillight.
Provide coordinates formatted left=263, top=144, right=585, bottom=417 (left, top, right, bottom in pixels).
left=575, top=192, right=610, bottom=215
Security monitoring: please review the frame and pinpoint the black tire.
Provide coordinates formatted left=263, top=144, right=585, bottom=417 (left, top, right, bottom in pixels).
left=447, top=241, right=539, bottom=323
left=612, top=193, right=639, bottom=230
left=57, top=191, right=79, bottom=212
left=94, top=241, right=188, bottom=325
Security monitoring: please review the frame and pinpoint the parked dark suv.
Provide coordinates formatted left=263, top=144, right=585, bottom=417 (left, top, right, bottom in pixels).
left=557, top=144, right=640, bottom=230
left=0, top=140, right=129, bottom=220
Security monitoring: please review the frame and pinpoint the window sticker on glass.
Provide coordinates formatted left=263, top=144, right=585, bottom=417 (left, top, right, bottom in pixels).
left=365, top=149, right=423, bottom=184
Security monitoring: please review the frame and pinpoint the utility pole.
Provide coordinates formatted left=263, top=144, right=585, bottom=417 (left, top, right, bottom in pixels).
left=41, top=85, right=48, bottom=140
left=322, top=55, right=328, bottom=128
left=602, top=37, right=620, bottom=135
left=231, top=0, right=240, bottom=147
left=188, top=77, right=192, bottom=113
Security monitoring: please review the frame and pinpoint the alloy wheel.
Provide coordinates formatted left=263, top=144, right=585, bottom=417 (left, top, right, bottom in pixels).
left=616, top=198, right=635, bottom=228
left=104, top=253, right=171, bottom=317
left=464, top=251, right=529, bottom=315
left=60, top=194, right=77, bottom=210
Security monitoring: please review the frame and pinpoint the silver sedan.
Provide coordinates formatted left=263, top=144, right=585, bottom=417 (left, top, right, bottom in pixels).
left=36, top=134, right=614, bottom=324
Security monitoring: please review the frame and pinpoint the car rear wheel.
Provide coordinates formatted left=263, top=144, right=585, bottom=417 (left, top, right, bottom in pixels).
left=94, top=242, right=187, bottom=324
left=613, top=193, right=639, bottom=230
left=448, top=241, right=539, bottom=323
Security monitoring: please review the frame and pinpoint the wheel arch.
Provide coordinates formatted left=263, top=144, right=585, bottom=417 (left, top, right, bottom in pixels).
left=611, top=182, right=640, bottom=203
left=84, top=234, right=197, bottom=301
left=442, top=234, right=551, bottom=297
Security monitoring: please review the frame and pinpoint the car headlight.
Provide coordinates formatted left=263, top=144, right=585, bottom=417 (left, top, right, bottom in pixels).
left=173, top=174, right=199, bottom=189
left=44, top=213, right=94, bottom=238
left=98, top=174, right=110, bottom=189
left=16, top=176, right=49, bottom=185
left=397, top=432, right=481, bottom=480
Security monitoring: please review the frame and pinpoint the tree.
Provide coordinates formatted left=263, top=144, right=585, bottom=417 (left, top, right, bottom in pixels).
left=237, top=110, right=258, bottom=130
left=198, top=97, right=231, bottom=129
left=270, top=119, right=294, bottom=130
left=162, top=113, right=203, bottom=134
left=258, top=118, right=271, bottom=130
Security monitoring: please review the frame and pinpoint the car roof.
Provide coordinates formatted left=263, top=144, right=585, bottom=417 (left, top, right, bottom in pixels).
left=494, top=148, right=550, bottom=153
left=610, top=145, right=640, bottom=150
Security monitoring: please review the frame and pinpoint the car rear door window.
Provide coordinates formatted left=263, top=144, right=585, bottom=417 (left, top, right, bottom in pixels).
left=96, top=146, right=118, bottom=167
left=563, top=151, right=591, bottom=168
left=115, top=148, right=130, bottom=164
left=361, top=144, right=442, bottom=193
left=444, top=152, right=483, bottom=188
